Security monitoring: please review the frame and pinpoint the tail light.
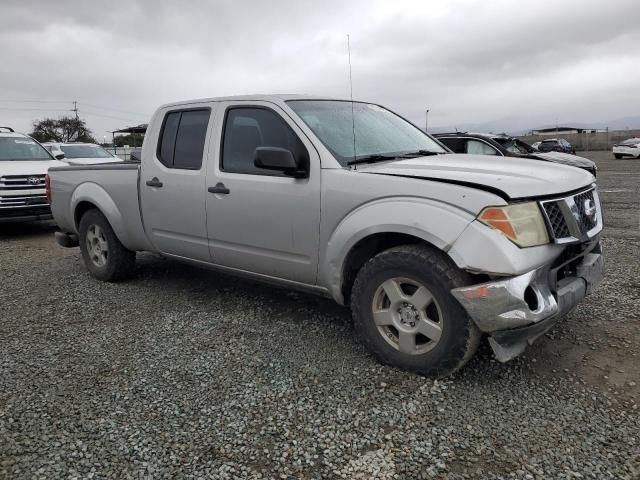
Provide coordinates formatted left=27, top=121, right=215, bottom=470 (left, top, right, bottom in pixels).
left=45, top=174, right=52, bottom=205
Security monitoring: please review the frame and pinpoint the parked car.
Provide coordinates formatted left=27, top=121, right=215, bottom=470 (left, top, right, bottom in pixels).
left=530, top=141, right=541, bottom=151
left=42, top=142, right=122, bottom=165
left=0, top=127, right=66, bottom=223
left=434, top=132, right=597, bottom=176
left=48, top=95, right=603, bottom=376
left=612, top=138, right=640, bottom=159
left=537, top=138, right=576, bottom=154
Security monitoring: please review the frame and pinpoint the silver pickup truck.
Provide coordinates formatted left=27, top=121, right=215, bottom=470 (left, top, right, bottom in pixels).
left=48, top=95, right=604, bottom=376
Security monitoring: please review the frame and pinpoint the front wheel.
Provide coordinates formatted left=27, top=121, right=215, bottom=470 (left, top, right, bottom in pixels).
left=78, top=209, right=136, bottom=281
left=614, top=154, right=623, bottom=159
left=350, top=245, right=481, bottom=377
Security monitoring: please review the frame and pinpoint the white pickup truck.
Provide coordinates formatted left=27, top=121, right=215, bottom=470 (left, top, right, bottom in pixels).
left=47, top=95, right=604, bottom=376
left=0, top=128, right=66, bottom=223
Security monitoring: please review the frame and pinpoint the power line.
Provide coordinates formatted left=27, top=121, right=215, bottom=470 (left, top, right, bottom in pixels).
left=0, top=105, right=144, bottom=124
left=0, top=106, right=70, bottom=112
left=0, top=99, right=149, bottom=118
left=0, top=99, right=70, bottom=104
left=82, top=110, right=146, bottom=124
left=81, top=102, right=148, bottom=118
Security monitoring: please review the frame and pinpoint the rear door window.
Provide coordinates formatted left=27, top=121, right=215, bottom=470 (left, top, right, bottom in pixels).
left=157, top=109, right=210, bottom=170
left=437, top=137, right=465, bottom=153
left=465, top=139, right=498, bottom=155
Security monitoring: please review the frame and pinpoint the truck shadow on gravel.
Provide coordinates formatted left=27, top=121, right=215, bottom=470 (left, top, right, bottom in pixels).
left=133, top=253, right=352, bottom=327
left=0, top=220, right=57, bottom=239
left=130, top=253, right=502, bottom=371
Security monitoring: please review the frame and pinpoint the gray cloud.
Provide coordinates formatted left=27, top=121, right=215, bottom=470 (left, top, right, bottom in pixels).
left=1, top=0, right=638, bottom=138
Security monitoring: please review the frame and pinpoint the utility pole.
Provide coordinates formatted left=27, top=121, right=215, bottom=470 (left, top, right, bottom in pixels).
left=425, top=109, right=430, bottom=133
left=72, top=101, right=79, bottom=120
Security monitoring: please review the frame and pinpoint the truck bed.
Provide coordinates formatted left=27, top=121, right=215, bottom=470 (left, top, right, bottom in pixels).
left=48, top=162, right=153, bottom=252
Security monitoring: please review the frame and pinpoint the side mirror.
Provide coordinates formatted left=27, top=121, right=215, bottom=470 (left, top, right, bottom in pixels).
left=254, top=147, right=307, bottom=178
left=54, top=153, right=65, bottom=160
left=130, top=151, right=141, bottom=162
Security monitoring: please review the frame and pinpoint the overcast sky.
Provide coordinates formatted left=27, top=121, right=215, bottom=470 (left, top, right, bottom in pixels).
left=1, top=0, right=639, bottom=139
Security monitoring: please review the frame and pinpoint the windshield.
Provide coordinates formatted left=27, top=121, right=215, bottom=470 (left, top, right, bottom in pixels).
left=287, top=100, right=446, bottom=166
left=60, top=144, right=114, bottom=159
left=493, top=137, right=533, bottom=154
left=0, top=137, right=52, bottom=161
left=620, top=138, right=640, bottom=146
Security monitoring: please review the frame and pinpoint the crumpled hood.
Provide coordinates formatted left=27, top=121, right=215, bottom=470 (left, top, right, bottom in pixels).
left=0, top=159, right=67, bottom=176
left=356, top=153, right=595, bottom=199
left=529, top=151, right=596, bottom=170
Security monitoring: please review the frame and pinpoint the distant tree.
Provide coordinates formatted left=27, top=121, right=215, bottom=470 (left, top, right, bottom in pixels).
left=31, top=116, right=96, bottom=143
left=114, top=133, right=145, bottom=147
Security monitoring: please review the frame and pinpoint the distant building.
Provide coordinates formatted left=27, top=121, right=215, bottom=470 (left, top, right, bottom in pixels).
left=531, top=126, right=607, bottom=136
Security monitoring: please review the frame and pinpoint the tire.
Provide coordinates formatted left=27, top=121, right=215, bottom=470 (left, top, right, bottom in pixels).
left=614, top=154, right=623, bottom=159
left=350, top=244, right=481, bottom=377
left=78, top=209, right=136, bottom=282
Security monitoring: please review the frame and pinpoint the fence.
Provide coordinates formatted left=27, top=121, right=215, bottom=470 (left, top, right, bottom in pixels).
left=518, top=129, right=640, bottom=151
left=104, top=146, right=142, bottom=161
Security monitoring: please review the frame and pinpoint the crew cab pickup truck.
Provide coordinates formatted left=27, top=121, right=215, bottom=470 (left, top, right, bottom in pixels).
left=48, top=95, right=604, bottom=376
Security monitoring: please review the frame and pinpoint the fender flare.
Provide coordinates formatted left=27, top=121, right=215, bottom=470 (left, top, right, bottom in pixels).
left=70, top=182, right=135, bottom=250
left=322, top=197, right=475, bottom=304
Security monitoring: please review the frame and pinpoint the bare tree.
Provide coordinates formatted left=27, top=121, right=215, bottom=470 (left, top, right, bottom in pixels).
left=31, top=116, right=96, bottom=143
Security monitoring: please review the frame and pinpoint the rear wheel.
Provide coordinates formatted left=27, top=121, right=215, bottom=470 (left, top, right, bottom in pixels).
left=350, top=244, right=481, bottom=377
left=79, top=209, right=135, bottom=281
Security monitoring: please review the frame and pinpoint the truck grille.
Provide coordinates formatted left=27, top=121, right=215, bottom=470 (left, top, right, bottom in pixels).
left=540, top=187, right=602, bottom=243
left=0, top=174, right=46, bottom=190
left=0, top=194, right=48, bottom=209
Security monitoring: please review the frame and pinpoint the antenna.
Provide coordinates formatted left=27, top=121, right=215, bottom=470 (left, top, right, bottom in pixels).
left=72, top=101, right=79, bottom=120
left=347, top=34, right=356, bottom=167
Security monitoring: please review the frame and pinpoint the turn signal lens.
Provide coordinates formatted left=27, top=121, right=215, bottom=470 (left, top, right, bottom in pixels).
left=478, top=202, right=549, bottom=248
left=45, top=174, right=51, bottom=205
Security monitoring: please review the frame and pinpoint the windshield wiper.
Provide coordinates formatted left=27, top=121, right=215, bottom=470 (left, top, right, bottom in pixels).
left=398, top=150, right=442, bottom=158
left=347, top=154, right=398, bottom=166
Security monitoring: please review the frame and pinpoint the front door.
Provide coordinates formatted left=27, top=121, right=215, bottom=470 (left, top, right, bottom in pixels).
left=205, top=101, right=320, bottom=284
left=140, top=104, right=214, bottom=261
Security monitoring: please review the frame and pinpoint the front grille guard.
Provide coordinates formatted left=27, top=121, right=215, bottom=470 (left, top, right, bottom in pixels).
left=539, top=185, right=603, bottom=244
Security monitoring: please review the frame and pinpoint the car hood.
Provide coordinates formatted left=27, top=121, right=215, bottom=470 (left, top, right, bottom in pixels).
left=0, top=159, right=67, bottom=175
left=356, top=153, right=594, bottom=200
left=63, top=157, right=122, bottom=165
left=528, top=151, right=596, bottom=169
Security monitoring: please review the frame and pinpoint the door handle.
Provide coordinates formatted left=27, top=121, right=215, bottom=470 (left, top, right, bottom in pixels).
left=208, top=182, right=230, bottom=195
left=146, top=177, right=163, bottom=188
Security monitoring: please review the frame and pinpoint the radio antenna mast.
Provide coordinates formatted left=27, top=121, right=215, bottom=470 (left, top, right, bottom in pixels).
left=347, top=34, right=357, bottom=168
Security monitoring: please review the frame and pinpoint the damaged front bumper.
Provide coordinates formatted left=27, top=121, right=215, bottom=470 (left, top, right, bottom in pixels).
left=451, top=240, right=604, bottom=362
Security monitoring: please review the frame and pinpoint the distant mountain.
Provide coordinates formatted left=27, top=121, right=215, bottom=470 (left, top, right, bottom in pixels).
left=429, top=115, right=640, bottom=136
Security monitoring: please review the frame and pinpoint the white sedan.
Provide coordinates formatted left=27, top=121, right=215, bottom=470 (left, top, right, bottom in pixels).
left=612, top=138, right=640, bottom=159
left=42, top=142, right=122, bottom=165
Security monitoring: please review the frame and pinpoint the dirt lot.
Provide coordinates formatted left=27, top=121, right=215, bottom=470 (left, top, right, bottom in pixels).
left=0, top=151, right=638, bottom=479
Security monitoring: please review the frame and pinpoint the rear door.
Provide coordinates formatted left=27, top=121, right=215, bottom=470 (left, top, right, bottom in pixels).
left=204, top=101, right=321, bottom=284
left=140, top=103, right=214, bottom=261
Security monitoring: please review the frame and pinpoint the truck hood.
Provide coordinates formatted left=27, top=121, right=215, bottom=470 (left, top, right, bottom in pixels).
left=356, top=153, right=594, bottom=200
left=0, top=159, right=67, bottom=175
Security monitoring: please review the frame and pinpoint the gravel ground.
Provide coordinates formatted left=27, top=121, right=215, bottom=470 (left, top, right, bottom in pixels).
left=0, top=151, right=638, bottom=479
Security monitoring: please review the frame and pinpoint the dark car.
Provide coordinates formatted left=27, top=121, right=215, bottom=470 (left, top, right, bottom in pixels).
left=536, top=138, right=576, bottom=154
left=434, top=132, right=596, bottom=176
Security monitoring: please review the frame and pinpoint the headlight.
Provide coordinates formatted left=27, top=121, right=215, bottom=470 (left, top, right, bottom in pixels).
left=478, top=202, right=549, bottom=248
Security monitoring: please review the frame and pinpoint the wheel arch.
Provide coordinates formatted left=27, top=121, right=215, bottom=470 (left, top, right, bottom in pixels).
left=322, top=198, right=476, bottom=305
left=71, top=183, right=133, bottom=249
left=340, top=232, right=436, bottom=305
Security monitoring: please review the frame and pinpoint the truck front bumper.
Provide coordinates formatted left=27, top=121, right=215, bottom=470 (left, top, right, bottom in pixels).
left=451, top=242, right=604, bottom=362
